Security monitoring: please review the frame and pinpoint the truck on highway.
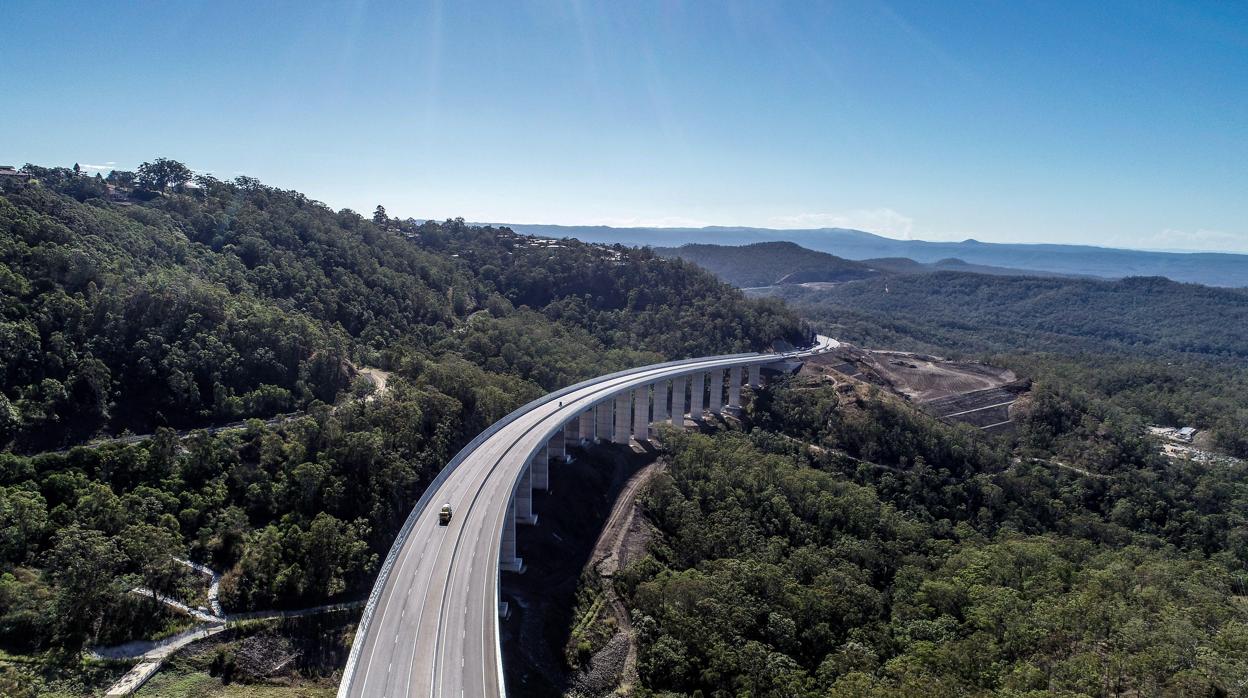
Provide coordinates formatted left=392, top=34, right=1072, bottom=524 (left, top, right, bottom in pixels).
left=438, top=503, right=453, bottom=525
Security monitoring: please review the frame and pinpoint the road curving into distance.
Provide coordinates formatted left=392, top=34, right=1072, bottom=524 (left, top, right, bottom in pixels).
left=339, top=335, right=838, bottom=698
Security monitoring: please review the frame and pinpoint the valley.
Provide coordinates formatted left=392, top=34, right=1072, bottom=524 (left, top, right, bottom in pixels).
left=2, top=165, right=1246, bottom=698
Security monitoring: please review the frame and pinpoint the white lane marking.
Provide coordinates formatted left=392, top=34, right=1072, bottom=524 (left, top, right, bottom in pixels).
left=357, top=506, right=439, bottom=698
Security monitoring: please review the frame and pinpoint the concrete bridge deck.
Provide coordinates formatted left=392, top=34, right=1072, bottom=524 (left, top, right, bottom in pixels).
left=338, top=336, right=838, bottom=697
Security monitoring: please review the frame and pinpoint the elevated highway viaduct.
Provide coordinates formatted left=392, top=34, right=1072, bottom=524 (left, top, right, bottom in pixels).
left=338, top=335, right=839, bottom=697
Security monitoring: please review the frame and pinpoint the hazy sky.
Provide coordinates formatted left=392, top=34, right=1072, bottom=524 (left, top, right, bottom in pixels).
left=4, top=1, right=1247, bottom=252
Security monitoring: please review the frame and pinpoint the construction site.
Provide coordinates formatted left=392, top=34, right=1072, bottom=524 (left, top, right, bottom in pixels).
left=799, top=345, right=1031, bottom=434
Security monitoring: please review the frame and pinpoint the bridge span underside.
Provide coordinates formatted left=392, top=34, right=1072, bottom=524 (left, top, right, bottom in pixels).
left=339, top=336, right=837, bottom=697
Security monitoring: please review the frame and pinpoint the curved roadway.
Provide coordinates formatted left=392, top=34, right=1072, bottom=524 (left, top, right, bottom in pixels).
left=339, top=335, right=838, bottom=697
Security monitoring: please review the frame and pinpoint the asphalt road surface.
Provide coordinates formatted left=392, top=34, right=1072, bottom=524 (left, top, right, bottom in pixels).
left=340, top=336, right=838, bottom=697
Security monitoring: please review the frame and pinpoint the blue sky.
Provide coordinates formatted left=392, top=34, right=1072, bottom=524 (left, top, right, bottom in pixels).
left=3, top=1, right=1246, bottom=252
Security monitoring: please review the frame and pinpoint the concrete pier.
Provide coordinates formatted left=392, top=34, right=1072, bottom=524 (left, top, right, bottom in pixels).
left=515, top=465, right=536, bottom=525
left=709, top=369, right=723, bottom=414
left=549, top=431, right=565, bottom=462
left=632, top=385, right=649, bottom=441
left=578, top=410, right=594, bottom=442
left=500, top=497, right=522, bottom=571
left=531, top=446, right=549, bottom=491
left=728, top=366, right=742, bottom=409
left=690, top=372, right=705, bottom=419
left=613, top=393, right=632, bottom=444
left=748, top=364, right=761, bottom=388
left=595, top=402, right=612, bottom=442
left=652, top=381, right=668, bottom=422
left=670, top=376, right=686, bottom=430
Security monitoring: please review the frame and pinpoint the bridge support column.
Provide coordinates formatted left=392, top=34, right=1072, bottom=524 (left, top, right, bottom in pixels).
left=632, top=385, right=649, bottom=441
left=532, top=446, right=549, bottom=491
left=500, top=498, right=522, bottom=572
left=749, top=364, right=761, bottom=388
left=652, top=381, right=668, bottom=423
left=595, top=402, right=612, bottom=442
left=515, top=465, right=537, bottom=525
left=578, top=409, right=594, bottom=442
left=709, top=369, right=723, bottom=414
left=728, top=366, right=742, bottom=409
left=690, top=372, right=705, bottom=419
left=613, top=393, right=631, bottom=444
left=670, top=376, right=686, bottom=430
left=549, top=431, right=565, bottom=462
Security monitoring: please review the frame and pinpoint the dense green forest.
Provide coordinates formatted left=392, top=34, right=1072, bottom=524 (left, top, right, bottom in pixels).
left=768, top=272, right=1248, bottom=361
left=619, top=248, right=1248, bottom=696
left=624, top=377, right=1248, bottom=696
left=1, top=165, right=802, bottom=452
left=0, top=163, right=805, bottom=662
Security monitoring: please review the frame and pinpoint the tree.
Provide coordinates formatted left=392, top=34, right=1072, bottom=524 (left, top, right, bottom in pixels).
left=0, top=393, right=18, bottom=446
left=0, top=487, right=48, bottom=563
left=44, top=525, right=126, bottom=649
left=373, top=205, right=388, bottom=225
left=105, top=169, right=135, bottom=188
left=120, top=523, right=185, bottom=599
left=135, top=158, right=193, bottom=191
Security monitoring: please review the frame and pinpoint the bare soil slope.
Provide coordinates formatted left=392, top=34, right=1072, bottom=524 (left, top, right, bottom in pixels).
left=800, top=345, right=1029, bottom=432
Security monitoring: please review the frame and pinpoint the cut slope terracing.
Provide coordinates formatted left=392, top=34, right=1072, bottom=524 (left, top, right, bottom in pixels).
left=801, top=346, right=1028, bottom=433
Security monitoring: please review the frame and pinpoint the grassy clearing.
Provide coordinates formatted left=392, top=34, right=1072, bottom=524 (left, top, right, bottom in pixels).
left=135, top=667, right=336, bottom=697
left=0, top=650, right=129, bottom=697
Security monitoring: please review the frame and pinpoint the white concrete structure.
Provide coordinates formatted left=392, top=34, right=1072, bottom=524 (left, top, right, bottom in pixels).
left=531, top=446, right=549, bottom=491
left=515, top=465, right=536, bottom=525
left=549, top=431, right=565, bottom=462
left=500, top=498, right=521, bottom=572
left=749, top=364, right=761, bottom=388
left=709, top=368, right=723, bottom=414
left=339, top=336, right=838, bottom=698
left=613, top=392, right=632, bottom=443
left=578, top=409, right=594, bottom=441
left=595, top=402, right=612, bottom=441
left=633, top=385, right=649, bottom=441
left=652, top=380, right=668, bottom=422
left=728, top=365, right=742, bottom=408
left=690, top=372, right=705, bottom=419
left=671, top=375, right=686, bottom=430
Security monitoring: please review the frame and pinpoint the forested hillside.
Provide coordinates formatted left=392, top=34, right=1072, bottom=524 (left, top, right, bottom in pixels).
left=763, top=272, right=1248, bottom=458
left=654, top=242, right=878, bottom=287
left=770, top=272, right=1248, bottom=360
left=509, top=223, right=1248, bottom=287
left=655, top=241, right=1072, bottom=288
left=0, top=164, right=803, bottom=452
left=622, top=377, right=1248, bottom=696
left=0, top=163, right=804, bottom=672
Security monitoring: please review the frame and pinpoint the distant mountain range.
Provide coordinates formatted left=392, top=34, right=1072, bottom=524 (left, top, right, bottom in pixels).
left=653, top=242, right=878, bottom=288
left=652, top=241, right=1079, bottom=288
left=502, top=224, right=1248, bottom=287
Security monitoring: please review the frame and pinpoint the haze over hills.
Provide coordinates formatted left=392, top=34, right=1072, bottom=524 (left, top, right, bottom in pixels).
left=503, top=223, right=1248, bottom=287
left=653, top=242, right=880, bottom=288
left=655, top=241, right=1081, bottom=288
